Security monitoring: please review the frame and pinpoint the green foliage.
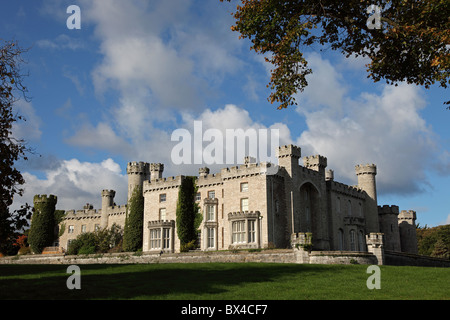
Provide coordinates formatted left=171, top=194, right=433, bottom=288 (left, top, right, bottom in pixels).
left=176, top=177, right=201, bottom=248
left=221, top=0, right=450, bottom=109
left=417, top=224, right=450, bottom=259
left=66, top=224, right=123, bottom=255
left=28, top=195, right=57, bottom=254
left=122, top=186, right=144, bottom=252
left=0, top=40, right=32, bottom=253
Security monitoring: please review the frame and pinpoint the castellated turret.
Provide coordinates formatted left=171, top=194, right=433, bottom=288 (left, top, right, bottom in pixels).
left=150, top=163, right=164, bottom=181
left=101, top=190, right=116, bottom=228
left=355, top=164, right=379, bottom=233
left=398, top=210, right=418, bottom=254
left=378, top=205, right=401, bottom=251
left=303, top=155, right=327, bottom=176
left=277, top=145, right=301, bottom=177
left=127, top=162, right=150, bottom=200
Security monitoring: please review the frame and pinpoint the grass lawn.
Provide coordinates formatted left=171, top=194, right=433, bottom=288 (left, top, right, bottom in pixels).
left=0, top=263, right=448, bottom=300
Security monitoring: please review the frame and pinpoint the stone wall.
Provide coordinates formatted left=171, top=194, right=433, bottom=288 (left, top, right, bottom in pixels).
left=2, top=249, right=448, bottom=267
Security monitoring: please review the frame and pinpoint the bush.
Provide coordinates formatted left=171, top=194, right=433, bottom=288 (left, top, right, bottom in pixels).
left=67, top=224, right=123, bottom=255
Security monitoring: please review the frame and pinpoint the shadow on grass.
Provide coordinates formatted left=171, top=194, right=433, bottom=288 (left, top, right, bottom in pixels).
left=0, top=263, right=354, bottom=300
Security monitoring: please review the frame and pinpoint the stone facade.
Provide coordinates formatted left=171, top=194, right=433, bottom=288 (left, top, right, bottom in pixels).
left=57, top=144, right=418, bottom=257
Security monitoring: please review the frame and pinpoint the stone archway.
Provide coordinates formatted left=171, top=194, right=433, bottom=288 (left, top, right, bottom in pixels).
left=298, top=182, right=320, bottom=236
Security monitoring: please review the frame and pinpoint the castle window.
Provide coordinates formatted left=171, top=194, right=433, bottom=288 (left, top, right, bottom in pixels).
left=150, top=229, right=161, bottom=249
left=240, top=182, right=248, bottom=192
left=348, top=200, right=352, bottom=216
left=159, top=194, right=166, bottom=203
left=232, top=221, right=246, bottom=244
left=338, top=229, right=344, bottom=250
left=208, top=191, right=215, bottom=199
left=350, top=230, right=356, bottom=251
left=207, top=205, right=215, bottom=221
left=162, top=228, right=171, bottom=249
left=68, top=225, right=74, bottom=234
left=95, top=224, right=100, bottom=231
left=207, top=228, right=215, bottom=248
left=195, top=192, right=201, bottom=201
left=359, top=203, right=363, bottom=217
left=248, top=220, right=256, bottom=243
left=241, top=198, right=249, bottom=212
left=358, top=231, right=365, bottom=251
left=159, top=208, right=166, bottom=221
left=81, top=225, right=86, bottom=233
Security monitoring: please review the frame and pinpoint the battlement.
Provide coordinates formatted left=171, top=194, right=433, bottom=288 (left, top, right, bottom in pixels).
left=355, top=164, right=377, bottom=175
left=148, top=220, right=175, bottom=228
left=143, top=175, right=183, bottom=193
left=199, top=167, right=210, bottom=177
left=221, top=162, right=274, bottom=180
left=227, top=211, right=261, bottom=220
left=33, top=194, right=58, bottom=204
left=127, top=161, right=150, bottom=175
left=399, top=210, right=416, bottom=221
left=101, top=189, right=116, bottom=197
left=277, top=145, right=301, bottom=159
left=378, top=205, right=400, bottom=215
left=329, top=181, right=365, bottom=199
left=325, top=169, right=334, bottom=181
left=64, top=208, right=101, bottom=220
left=303, top=155, right=327, bottom=173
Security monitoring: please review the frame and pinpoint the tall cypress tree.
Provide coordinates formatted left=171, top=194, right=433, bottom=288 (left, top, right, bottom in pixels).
left=28, top=195, right=57, bottom=254
left=176, top=176, right=200, bottom=251
left=122, top=185, right=144, bottom=252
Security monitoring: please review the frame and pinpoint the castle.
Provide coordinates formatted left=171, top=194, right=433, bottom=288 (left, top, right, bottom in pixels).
left=56, top=144, right=418, bottom=255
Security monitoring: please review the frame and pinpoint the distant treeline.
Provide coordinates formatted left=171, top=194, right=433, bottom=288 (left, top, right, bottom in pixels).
left=416, top=224, right=450, bottom=260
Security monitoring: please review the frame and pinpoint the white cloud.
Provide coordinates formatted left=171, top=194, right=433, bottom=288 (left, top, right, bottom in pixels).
left=14, top=158, right=128, bottom=211
left=295, top=53, right=442, bottom=195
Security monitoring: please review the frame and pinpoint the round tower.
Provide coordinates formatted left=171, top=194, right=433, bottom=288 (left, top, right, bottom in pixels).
left=101, top=190, right=116, bottom=229
left=127, top=162, right=150, bottom=200
left=355, top=164, right=379, bottom=233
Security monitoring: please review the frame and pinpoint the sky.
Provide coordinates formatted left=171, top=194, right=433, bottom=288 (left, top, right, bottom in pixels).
left=2, top=0, right=449, bottom=227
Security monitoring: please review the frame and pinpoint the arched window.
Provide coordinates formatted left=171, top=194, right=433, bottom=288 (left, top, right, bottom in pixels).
left=350, top=230, right=356, bottom=251
left=358, top=230, right=365, bottom=251
left=338, top=229, right=344, bottom=251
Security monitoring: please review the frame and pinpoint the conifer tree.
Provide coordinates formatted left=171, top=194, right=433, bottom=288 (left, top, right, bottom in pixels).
left=176, top=177, right=200, bottom=251
left=122, top=186, right=144, bottom=252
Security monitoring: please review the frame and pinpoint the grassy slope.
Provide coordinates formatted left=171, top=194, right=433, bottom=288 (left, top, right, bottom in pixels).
left=0, top=263, right=448, bottom=300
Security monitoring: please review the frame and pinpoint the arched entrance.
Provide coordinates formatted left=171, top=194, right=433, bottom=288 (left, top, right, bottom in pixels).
left=298, top=182, right=320, bottom=236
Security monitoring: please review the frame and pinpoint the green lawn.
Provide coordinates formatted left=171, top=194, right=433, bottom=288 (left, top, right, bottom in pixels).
left=0, top=263, right=448, bottom=300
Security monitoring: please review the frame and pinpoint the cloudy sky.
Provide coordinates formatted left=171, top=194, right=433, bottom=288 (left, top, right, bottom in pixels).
left=2, top=0, right=449, bottom=227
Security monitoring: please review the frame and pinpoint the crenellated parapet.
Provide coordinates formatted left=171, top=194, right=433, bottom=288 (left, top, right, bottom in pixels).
left=143, top=175, right=184, bottom=193
left=355, top=164, right=377, bottom=176
left=378, top=205, right=400, bottom=215
left=303, top=155, right=327, bottom=174
left=227, top=211, right=261, bottom=221
left=33, top=194, right=57, bottom=205
left=277, top=145, right=301, bottom=159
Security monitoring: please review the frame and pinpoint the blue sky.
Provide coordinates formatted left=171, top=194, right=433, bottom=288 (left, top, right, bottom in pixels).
left=2, top=0, right=449, bottom=227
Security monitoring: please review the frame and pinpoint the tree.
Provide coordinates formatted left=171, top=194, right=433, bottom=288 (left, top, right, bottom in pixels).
left=221, top=0, right=449, bottom=109
left=122, top=185, right=144, bottom=252
left=28, top=195, right=57, bottom=254
left=0, top=39, right=32, bottom=254
left=176, top=176, right=201, bottom=251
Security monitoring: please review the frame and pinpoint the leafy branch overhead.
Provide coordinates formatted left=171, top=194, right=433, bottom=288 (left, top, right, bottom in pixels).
left=221, top=0, right=450, bottom=109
